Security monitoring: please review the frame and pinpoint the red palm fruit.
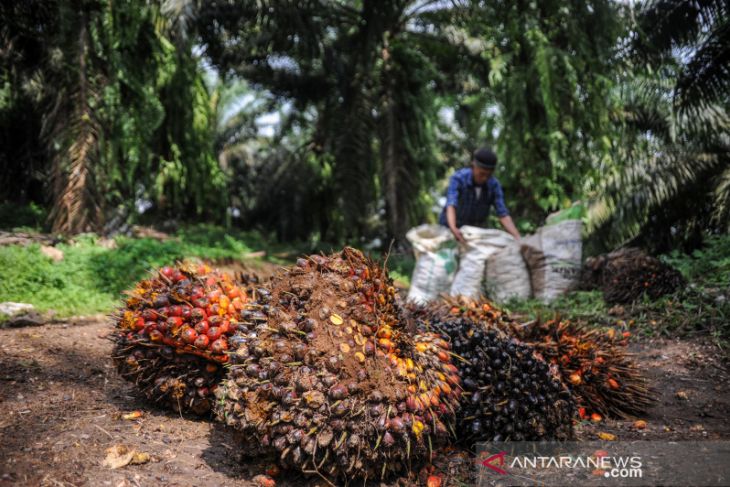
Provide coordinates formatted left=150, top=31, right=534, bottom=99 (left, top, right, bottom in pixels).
left=193, top=297, right=209, bottom=308
left=207, top=289, right=222, bottom=302
left=181, top=306, right=192, bottom=320
left=157, top=306, right=169, bottom=317
left=191, top=307, right=207, bottom=322
left=194, top=335, right=210, bottom=349
left=141, top=309, right=157, bottom=321
left=167, top=316, right=184, bottom=329
left=171, top=270, right=184, bottom=282
left=195, top=320, right=209, bottom=335
left=218, top=320, right=231, bottom=335
left=227, top=287, right=241, bottom=299
left=169, top=305, right=183, bottom=317
left=208, top=315, right=222, bottom=326
left=156, top=320, right=169, bottom=333
left=134, top=317, right=145, bottom=330
left=181, top=327, right=198, bottom=344
left=231, top=297, right=244, bottom=310
left=211, top=338, right=228, bottom=354
left=219, top=295, right=230, bottom=311
left=207, top=326, right=222, bottom=341
left=149, top=329, right=163, bottom=342
left=143, top=320, right=156, bottom=331
left=205, top=276, right=218, bottom=287
left=160, top=266, right=175, bottom=279
left=207, top=303, right=220, bottom=316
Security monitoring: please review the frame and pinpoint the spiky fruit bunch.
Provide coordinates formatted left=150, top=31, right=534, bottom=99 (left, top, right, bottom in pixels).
left=518, top=318, right=655, bottom=419
left=581, top=247, right=685, bottom=304
left=215, top=248, right=462, bottom=481
left=412, top=314, right=574, bottom=443
left=415, top=296, right=655, bottom=419
left=112, top=263, right=249, bottom=415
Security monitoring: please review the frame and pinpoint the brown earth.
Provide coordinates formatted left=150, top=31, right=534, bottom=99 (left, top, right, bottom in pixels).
left=0, top=319, right=728, bottom=486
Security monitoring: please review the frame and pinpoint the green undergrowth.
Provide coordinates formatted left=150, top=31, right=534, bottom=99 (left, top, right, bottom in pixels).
left=0, top=226, right=298, bottom=317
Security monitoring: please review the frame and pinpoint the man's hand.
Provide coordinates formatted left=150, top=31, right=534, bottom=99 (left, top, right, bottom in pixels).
left=450, top=226, right=466, bottom=244
left=498, top=215, right=521, bottom=241
left=446, top=206, right=466, bottom=244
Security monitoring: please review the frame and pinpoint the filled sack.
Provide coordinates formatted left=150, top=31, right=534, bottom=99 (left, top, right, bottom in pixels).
left=406, top=224, right=458, bottom=304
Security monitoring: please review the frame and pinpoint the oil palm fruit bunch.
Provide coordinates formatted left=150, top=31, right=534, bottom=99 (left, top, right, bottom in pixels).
left=111, top=263, right=249, bottom=415
left=581, top=247, right=685, bottom=304
left=518, top=318, right=655, bottom=419
left=415, top=296, right=655, bottom=419
left=215, top=248, right=462, bottom=481
left=412, top=312, right=575, bottom=443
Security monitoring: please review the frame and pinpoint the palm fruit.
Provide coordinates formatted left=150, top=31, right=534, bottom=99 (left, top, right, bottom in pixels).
left=581, top=247, right=685, bottom=304
left=418, top=296, right=655, bottom=419
left=517, top=318, right=655, bottom=419
left=410, top=311, right=575, bottom=443
left=111, top=263, right=249, bottom=415
left=215, top=248, right=462, bottom=481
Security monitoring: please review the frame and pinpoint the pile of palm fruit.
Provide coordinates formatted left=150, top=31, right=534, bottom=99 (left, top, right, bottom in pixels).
left=581, top=247, right=686, bottom=304
left=419, top=296, right=655, bottom=419
left=110, top=249, right=654, bottom=482
left=215, top=248, right=463, bottom=480
left=111, top=263, right=251, bottom=415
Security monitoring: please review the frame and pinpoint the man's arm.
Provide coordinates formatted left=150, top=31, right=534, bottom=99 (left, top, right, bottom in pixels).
left=492, top=179, right=521, bottom=240
left=446, top=206, right=466, bottom=244
left=445, top=173, right=466, bottom=243
left=499, top=215, right=521, bottom=241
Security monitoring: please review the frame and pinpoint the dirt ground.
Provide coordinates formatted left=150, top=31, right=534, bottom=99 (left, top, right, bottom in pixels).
left=1, top=318, right=728, bottom=487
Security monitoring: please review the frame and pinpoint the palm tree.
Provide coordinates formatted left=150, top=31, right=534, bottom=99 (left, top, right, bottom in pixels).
left=587, top=0, right=730, bottom=252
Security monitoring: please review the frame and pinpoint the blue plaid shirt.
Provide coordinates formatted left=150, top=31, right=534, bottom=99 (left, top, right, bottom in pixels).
left=439, top=168, right=509, bottom=228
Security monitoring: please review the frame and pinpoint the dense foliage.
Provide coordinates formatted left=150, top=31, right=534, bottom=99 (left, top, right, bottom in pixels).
left=1, top=0, right=727, bottom=251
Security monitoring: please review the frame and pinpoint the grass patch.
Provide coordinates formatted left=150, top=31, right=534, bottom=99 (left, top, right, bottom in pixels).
left=0, top=226, right=295, bottom=317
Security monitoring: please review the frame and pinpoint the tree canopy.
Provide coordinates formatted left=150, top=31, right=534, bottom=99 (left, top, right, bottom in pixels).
left=1, top=0, right=727, bottom=251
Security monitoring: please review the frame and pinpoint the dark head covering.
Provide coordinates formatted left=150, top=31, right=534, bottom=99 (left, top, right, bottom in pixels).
left=473, top=147, right=497, bottom=169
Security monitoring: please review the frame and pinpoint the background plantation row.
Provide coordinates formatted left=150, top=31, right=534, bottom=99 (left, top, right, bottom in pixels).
left=2, top=227, right=728, bottom=346
left=2, top=1, right=728, bottom=252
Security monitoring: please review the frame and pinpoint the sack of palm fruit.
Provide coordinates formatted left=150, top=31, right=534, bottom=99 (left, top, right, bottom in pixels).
left=581, top=247, right=685, bottom=304
left=407, top=306, right=575, bottom=443
left=215, top=248, right=462, bottom=481
left=419, top=296, right=655, bottom=419
left=111, top=263, right=251, bottom=415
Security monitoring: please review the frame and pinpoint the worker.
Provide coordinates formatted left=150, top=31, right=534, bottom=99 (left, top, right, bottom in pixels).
left=439, top=147, right=521, bottom=243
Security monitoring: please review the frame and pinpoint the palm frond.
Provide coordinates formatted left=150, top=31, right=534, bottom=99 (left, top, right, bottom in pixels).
left=675, top=18, right=730, bottom=112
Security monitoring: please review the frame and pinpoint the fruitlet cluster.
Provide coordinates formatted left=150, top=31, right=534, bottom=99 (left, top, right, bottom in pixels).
left=111, top=263, right=249, bottom=415
left=518, top=318, right=655, bottom=419
left=215, top=248, right=462, bottom=480
left=422, top=296, right=655, bottom=419
left=408, top=308, right=575, bottom=443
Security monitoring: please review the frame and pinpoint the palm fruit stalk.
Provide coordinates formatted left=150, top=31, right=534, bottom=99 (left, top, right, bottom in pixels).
left=419, top=296, right=655, bottom=419
left=517, top=318, right=655, bottom=419
left=409, top=309, right=575, bottom=443
left=111, top=263, right=249, bottom=415
left=215, top=248, right=462, bottom=481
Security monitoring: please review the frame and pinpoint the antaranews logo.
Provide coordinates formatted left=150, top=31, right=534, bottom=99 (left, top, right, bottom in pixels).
left=480, top=451, right=508, bottom=475
left=478, top=450, right=643, bottom=480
